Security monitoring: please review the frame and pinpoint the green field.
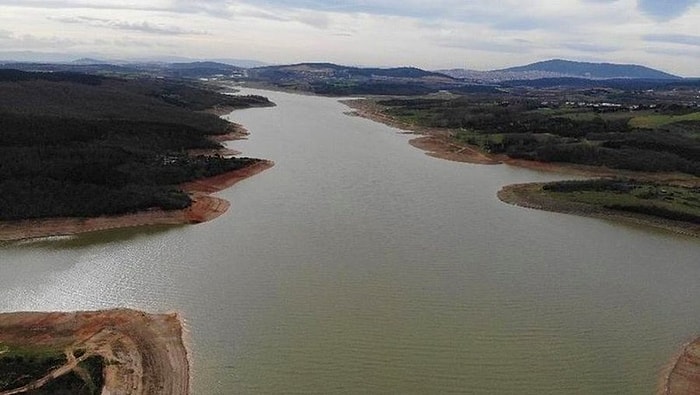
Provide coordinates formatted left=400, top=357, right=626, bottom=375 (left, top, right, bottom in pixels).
left=543, top=179, right=700, bottom=223
left=629, top=112, right=700, bottom=128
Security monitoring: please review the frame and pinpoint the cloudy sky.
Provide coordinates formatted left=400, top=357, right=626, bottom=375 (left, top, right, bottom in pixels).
left=0, top=0, right=698, bottom=75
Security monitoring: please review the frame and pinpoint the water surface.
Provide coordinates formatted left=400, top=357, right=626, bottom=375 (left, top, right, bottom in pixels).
left=1, top=90, right=699, bottom=394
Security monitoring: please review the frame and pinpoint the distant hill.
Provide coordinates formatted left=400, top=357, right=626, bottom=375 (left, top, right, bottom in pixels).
left=250, top=63, right=455, bottom=81
left=440, top=59, right=681, bottom=82
left=500, top=77, right=698, bottom=90
left=246, top=63, right=459, bottom=95
left=499, top=59, right=680, bottom=80
left=0, top=61, right=245, bottom=79
left=165, top=62, right=244, bottom=78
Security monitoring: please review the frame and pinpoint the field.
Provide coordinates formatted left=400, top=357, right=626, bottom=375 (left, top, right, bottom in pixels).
left=629, top=111, right=700, bottom=128
left=543, top=179, right=700, bottom=224
left=374, top=95, right=700, bottom=176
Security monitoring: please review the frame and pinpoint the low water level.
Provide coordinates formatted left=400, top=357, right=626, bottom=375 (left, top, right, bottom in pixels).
left=1, top=89, right=700, bottom=394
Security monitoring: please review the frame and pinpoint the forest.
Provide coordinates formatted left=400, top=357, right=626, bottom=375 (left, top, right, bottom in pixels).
left=0, top=70, right=272, bottom=221
left=377, top=95, right=700, bottom=176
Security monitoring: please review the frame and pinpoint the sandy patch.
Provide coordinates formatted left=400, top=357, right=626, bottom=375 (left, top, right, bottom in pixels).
left=0, top=309, right=188, bottom=395
left=660, top=336, right=700, bottom=394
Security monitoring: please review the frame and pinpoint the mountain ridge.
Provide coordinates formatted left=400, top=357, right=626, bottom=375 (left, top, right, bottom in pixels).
left=440, top=59, right=681, bottom=82
left=498, top=59, right=679, bottom=79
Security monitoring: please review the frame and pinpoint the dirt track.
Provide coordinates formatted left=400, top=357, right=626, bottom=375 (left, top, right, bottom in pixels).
left=0, top=309, right=189, bottom=395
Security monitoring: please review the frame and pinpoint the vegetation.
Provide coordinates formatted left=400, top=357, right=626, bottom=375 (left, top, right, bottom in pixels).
left=628, top=112, right=700, bottom=128
left=0, top=70, right=272, bottom=221
left=245, top=63, right=461, bottom=95
left=542, top=179, right=700, bottom=224
left=0, top=349, right=104, bottom=395
left=375, top=96, right=700, bottom=176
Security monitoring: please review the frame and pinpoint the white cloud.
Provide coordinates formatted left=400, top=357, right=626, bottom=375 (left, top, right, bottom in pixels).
left=49, top=15, right=209, bottom=35
left=0, top=0, right=697, bottom=76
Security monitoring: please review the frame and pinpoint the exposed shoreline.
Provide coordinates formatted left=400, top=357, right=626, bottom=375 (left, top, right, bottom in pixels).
left=497, top=183, right=700, bottom=238
left=342, top=98, right=500, bottom=165
left=660, top=336, right=700, bottom=394
left=0, top=309, right=189, bottom=395
left=341, top=98, right=700, bottom=183
left=0, top=122, right=273, bottom=243
left=343, top=98, right=700, bottom=236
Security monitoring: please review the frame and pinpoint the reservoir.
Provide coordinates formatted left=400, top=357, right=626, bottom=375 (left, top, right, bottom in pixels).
left=1, top=89, right=700, bottom=394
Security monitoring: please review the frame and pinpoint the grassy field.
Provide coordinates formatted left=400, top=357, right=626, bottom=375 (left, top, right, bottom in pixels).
left=629, top=112, right=700, bottom=128
left=543, top=179, right=700, bottom=223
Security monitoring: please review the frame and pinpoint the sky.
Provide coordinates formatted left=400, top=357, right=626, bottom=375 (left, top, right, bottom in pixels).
left=0, top=0, right=698, bottom=76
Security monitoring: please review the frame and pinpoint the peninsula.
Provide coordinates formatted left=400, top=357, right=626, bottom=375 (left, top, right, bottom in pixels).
left=0, top=309, right=188, bottom=394
left=343, top=84, right=700, bottom=237
left=0, top=70, right=274, bottom=242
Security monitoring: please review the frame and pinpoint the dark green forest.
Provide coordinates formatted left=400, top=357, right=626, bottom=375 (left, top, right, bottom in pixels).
left=377, top=97, right=700, bottom=176
left=0, top=70, right=272, bottom=221
left=0, top=353, right=104, bottom=395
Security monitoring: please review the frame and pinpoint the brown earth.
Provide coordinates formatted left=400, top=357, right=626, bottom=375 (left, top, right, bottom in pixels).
left=0, top=160, right=273, bottom=242
left=0, top=309, right=189, bottom=395
left=344, top=98, right=700, bottom=237
left=342, top=99, right=700, bottom=185
left=342, top=99, right=500, bottom=165
left=661, top=337, right=700, bottom=394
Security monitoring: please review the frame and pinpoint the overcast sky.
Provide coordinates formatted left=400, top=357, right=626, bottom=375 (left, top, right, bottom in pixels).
left=0, top=0, right=698, bottom=75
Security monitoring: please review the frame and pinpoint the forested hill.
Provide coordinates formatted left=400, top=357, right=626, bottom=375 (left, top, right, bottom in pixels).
left=498, top=59, right=680, bottom=80
left=0, top=70, right=272, bottom=221
left=246, top=63, right=460, bottom=95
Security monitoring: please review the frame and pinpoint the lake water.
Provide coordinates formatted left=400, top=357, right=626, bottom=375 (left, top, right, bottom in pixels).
left=1, top=89, right=700, bottom=394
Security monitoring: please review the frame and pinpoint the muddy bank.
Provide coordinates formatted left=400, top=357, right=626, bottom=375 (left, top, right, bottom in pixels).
left=343, top=99, right=700, bottom=184
left=0, top=309, right=189, bottom=395
left=0, top=159, right=273, bottom=242
left=0, top=113, right=274, bottom=243
left=498, top=183, right=700, bottom=237
left=343, top=99, right=501, bottom=165
left=661, top=336, right=700, bottom=394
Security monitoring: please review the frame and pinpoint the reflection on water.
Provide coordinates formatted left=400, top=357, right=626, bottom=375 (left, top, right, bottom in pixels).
left=1, top=89, right=699, bottom=394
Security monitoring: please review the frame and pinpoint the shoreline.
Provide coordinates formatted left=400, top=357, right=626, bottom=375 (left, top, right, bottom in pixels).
left=341, top=98, right=700, bottom=183
left=342, top=99, right=500, bottom=165
left=343, top=98, right=700, bottom=236
left=0, top=309, right=189, bottom=395
left=497, top=183, right=700, bottom=238
left=0, top=160, right=274, bottom=243
left=660, top=336, right=700, bottom=394
left=0, top=120, right=274, bottom=243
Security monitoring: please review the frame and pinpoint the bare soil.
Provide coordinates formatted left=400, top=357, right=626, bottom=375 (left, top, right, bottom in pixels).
left=343, top=99, right=500, bottom=165
left=661, top=337, right=700, bottom=394
left=0, top=309, right=189, bottom=395
left=342, top=99, right=700, bottom=186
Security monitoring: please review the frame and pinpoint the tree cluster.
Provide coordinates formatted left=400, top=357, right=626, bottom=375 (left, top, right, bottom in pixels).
left=0, top=70, right=267, bottom=221
left=378, top=97, right=700, bottom=176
